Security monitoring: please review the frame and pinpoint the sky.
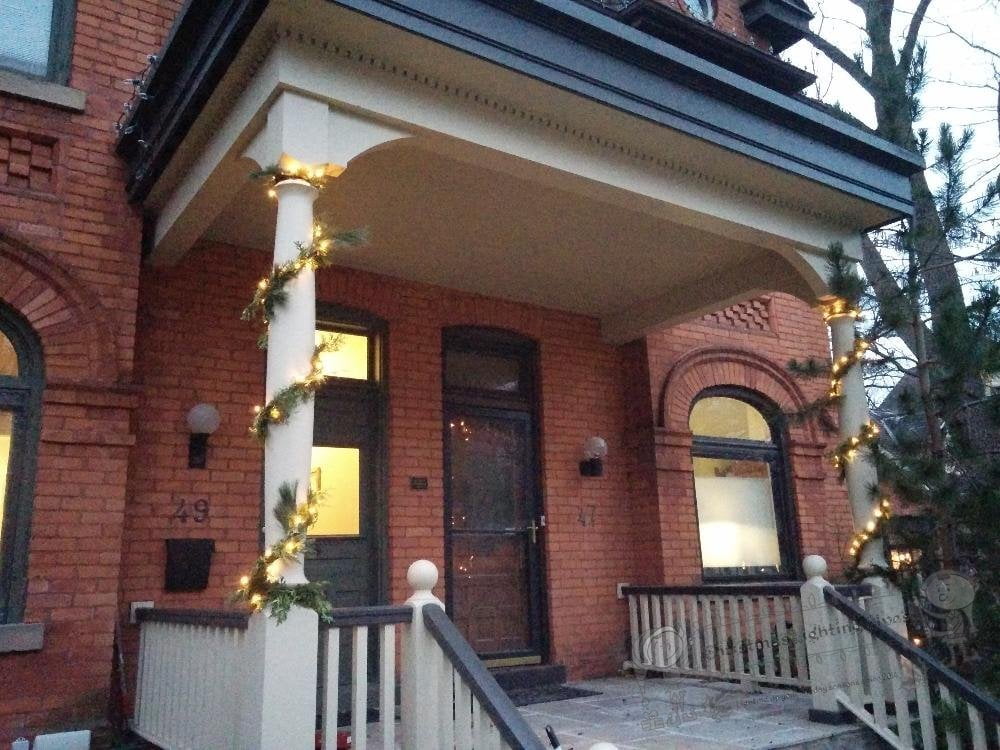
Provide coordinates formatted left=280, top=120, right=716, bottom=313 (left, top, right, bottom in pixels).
left=783, top=0, right=999, bottom=253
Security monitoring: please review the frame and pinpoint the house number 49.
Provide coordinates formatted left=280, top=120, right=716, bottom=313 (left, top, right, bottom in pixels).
left=173, top=498, right=210, bottom=523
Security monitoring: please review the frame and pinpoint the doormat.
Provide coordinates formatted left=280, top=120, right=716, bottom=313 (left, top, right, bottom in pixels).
left=505, top=684, right=601, bottom=707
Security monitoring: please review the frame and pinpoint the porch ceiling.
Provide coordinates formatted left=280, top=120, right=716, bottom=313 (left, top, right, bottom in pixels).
left=204, top=142, right=766, bottom=322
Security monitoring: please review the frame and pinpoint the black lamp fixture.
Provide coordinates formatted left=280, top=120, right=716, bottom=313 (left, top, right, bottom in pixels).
left=579, top=436, right=609, bottom=477
left=186, top=403, right=221, bottom=469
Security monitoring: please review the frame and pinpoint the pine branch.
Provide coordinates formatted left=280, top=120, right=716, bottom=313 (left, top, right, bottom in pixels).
left=899, top=0, right=934, bottom=75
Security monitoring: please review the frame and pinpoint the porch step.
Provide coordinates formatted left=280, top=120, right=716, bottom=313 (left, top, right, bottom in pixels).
left=775, top=726, right=886, bottom=750
left=491, top=663, right=566, bottom=691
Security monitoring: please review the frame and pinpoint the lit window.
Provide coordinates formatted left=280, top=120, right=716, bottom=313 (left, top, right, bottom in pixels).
left=0, top=0, right=75, bottom=82
left=309, top=446, right=361, bottom=536
left=315, top=329, right=369, bottom=380
left=0, top=311, right=43, bottom=624
left=690, top=393, right=795, bottom=579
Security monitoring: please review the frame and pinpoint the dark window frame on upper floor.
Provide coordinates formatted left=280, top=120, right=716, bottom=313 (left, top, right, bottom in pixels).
left=0, top=0, right=77, bottom=84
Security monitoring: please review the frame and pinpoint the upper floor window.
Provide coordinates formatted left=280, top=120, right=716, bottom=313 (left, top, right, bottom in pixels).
left=681, top=0, right=714, bottom=22
left=0, top=305, right=43, bottom=623
left=689, top=390, right=797, bottom=581
left=0, top=0, right=76, bottom=82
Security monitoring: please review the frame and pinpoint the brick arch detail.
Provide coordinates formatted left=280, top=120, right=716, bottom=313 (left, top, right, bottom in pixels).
left=0, top=231, right=117, bottom=384
left=658, top=346, right=820, bottom=443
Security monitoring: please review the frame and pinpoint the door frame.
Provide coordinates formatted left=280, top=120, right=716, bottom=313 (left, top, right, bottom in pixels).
left=441, top=326, right=549, bottom=664
left=313, top=302, right=390, bottom=605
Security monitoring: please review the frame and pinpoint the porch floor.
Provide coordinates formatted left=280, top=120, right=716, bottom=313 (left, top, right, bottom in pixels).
left=519, top=676, right=878, bottom=750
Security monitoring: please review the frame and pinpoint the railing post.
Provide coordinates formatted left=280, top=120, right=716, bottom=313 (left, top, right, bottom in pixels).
left=800, top=556, right=852, bottom=724
left=402, top=559, right=445, bottom=750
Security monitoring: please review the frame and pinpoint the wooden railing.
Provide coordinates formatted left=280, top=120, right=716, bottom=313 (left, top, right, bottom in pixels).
left=319, top=605, right=412, bottom=750
left=133, top=609, right=251, bottom=749
left=422, top=604, right=545, bottom=750
left=132, top=561, right=600, bottom=750
left=623, top=583, right=815, bottom=688
left=801, top=555, right=1000, bottom=750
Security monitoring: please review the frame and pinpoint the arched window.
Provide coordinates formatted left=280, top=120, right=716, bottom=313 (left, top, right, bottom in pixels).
left=0, top=304, right=43, bottom=624
left=689, top=388, right=797, bottom=581
left=680, top=0, right=714, bottom=22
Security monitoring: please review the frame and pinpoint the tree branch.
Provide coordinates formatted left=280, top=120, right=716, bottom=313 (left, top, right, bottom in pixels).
left=899, top=0, right=934, bottom=74
left=802, top=30, right=875, bottom=94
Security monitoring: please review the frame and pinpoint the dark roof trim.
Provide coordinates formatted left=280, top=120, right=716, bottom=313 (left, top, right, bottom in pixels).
left=741, top=0, right=814, bottom=54
left=611, top=0, right=816, bottom=93
left=118, top=0, right=923, bottom=216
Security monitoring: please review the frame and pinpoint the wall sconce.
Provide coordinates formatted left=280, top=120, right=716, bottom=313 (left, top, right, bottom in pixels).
left=186, top=403, right=221, bottom=469
left=579, top=436, right=608, bottom=477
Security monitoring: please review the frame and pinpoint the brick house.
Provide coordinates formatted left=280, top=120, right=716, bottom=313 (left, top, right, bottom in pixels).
left=0, top=0, right=923, bottom=745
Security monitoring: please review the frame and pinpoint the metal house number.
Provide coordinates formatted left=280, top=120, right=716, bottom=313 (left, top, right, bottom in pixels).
left=172, top=497, right=210, bottom=523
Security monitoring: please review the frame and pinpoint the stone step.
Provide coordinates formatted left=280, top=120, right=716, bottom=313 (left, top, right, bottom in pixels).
left=767, top=725, right=885, bottom=750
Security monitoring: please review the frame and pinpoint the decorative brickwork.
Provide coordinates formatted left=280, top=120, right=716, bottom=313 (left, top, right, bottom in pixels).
left=700, top=296, right=774, bottom=333
left=0, top=129, right=57, bottom=193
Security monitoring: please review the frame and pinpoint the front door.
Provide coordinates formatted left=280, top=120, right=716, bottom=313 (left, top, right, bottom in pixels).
left=443, top=328, right=546, bottom=665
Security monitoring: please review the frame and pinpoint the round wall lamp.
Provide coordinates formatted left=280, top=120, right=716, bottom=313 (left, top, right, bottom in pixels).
left=580, top=436, right=608, bottom=477
left=186, top=403, right=221, bottom=469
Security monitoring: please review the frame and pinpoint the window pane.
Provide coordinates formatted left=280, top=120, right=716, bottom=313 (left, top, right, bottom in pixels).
left=0, top=0, right=54, bottom=78
left=689, top=396, right=771, bottom=441
left=693, top=456, right=782, bottom=574
left=315, top=330, right=368, bottom=380
left=445, top=350, right=520, bottom=393
left=309, top=446, right=360, bottom=536
left=0, top=332, right=17, bottom=376
left=0, top=412, right=12, bottom=552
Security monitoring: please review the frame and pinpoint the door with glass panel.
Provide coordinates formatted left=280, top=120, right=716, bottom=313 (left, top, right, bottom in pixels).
left=443, top=328, right=546, bottom=664
left=689, top=390, right=798, bottom=580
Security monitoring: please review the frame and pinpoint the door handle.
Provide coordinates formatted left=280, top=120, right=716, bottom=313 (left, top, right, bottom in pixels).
left=528, top=518, right=541, bottom=544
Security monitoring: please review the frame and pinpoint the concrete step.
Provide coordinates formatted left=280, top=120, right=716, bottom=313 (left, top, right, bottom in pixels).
left=774, top=725, right=886, bottom=750
left=491, top=663, right=567, bottom=690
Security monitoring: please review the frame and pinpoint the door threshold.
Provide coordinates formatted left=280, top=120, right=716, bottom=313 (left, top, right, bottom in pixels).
left=484, top=655, right=542, bottom=668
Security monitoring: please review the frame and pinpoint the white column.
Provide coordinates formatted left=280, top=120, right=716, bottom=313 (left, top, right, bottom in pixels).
left=827, top=312, right=886, bottom=570
left=240, top=178, right=320, bottom=750
left=264, top=178, right=319, bottom=583
left=401, top=560, right=445, bottom=750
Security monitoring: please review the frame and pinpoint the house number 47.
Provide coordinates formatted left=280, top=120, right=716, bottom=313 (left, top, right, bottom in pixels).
left=173, top=498, right=210, bottom=523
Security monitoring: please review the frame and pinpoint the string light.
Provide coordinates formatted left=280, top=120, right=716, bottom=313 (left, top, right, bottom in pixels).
left=847, top=498, right=892, bottom=563
left=230, top=166, right=367, bottom=623
left=821, top=297, right=862, bottom=322
left=828, top=337, right=870, bottom=399
left=831, top=419, right=880, bottom=471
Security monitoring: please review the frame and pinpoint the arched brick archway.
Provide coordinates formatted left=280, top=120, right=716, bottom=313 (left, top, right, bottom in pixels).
left=657, top=346, right=820, bottom=444
left=0, top=231, right=118, bottom=385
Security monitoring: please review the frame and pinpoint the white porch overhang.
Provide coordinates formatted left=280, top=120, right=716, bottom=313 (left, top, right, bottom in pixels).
left=127, top=0, right=917, bottom=342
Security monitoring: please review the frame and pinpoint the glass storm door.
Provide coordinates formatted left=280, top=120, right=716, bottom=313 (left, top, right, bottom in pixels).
left=445, top=407, right=543, bottom=663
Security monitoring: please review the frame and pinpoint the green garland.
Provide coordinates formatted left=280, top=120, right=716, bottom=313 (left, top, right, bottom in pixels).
left=252, top=163, right=332, bottom=193
left=233, top=166, right=368, bottom=622
left=249, top=339, right=340, bottom=442
left=231, top=482, right=333, bottom=624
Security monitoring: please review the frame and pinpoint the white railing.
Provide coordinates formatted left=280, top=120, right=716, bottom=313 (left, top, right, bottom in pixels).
left=133, top=610, right=251, bottom=749
left=133, top=561, right=618, bottom=750
left=801, top=555, right=1000, bottom=750
left=624, top=583, right=815, bottom=689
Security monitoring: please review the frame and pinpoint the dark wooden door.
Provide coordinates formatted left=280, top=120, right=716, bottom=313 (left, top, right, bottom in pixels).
left=306, top=389, right=380, bottom=608
left=444, top=407, right=544, bottom=663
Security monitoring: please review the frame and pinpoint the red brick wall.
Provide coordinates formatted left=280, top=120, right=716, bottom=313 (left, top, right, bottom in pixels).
left=120, top=242, right=636, bottom=682
left=0, top=0, right=181, bottom=743
left=652, top=0, right=771, bottom=49
left=639, top=294, right=856, bottom=584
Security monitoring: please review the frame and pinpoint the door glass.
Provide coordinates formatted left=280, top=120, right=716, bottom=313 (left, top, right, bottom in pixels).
left=444, top=350, right=521, bottom=393
left=0, top=411, right=12, bottom=550
left=309, top=446, right=361, bottom=536
left=451, top=535, right=530, bottom=654
left=0, top=332, right=17, bottom=376
left=315, top=329, right=369, bottom=380
left=447, top=416, right=527, bottom=530
left=693, top=456, right=782, bottom=575
left=447, top=412, right=534, bottom=654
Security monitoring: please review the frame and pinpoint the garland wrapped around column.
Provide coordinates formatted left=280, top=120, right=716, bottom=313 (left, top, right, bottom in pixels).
left=231, top=166, right=367, bottom=623
left=792, top=244, right=892, bottom=574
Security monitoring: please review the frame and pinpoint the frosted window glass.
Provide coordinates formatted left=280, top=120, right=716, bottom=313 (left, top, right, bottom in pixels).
left=0, top=412, right=12, bottom=553
left=315, top=330, right=369, bottom=380
left=0, top=332, right=17, bottom=376
left=0, top=0, right=55, bottom=78
left=694, top=456, right=781, bottom=570
left=689, top=396, right=771, bottom=441
left=309, top=446, right=361, bottom=536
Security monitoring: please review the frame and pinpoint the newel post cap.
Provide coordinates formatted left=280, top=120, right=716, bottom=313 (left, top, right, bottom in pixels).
left=589, top=743, right=620, bottom=750
left=803, top=555, right=828, bottom=581
left=407, top=559, right=439, bottom=595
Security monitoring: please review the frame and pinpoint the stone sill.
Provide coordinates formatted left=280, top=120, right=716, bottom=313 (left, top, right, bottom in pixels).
left=0, top=70, right=86, bottom=112
left=0, top=622, right=45, bottom=653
